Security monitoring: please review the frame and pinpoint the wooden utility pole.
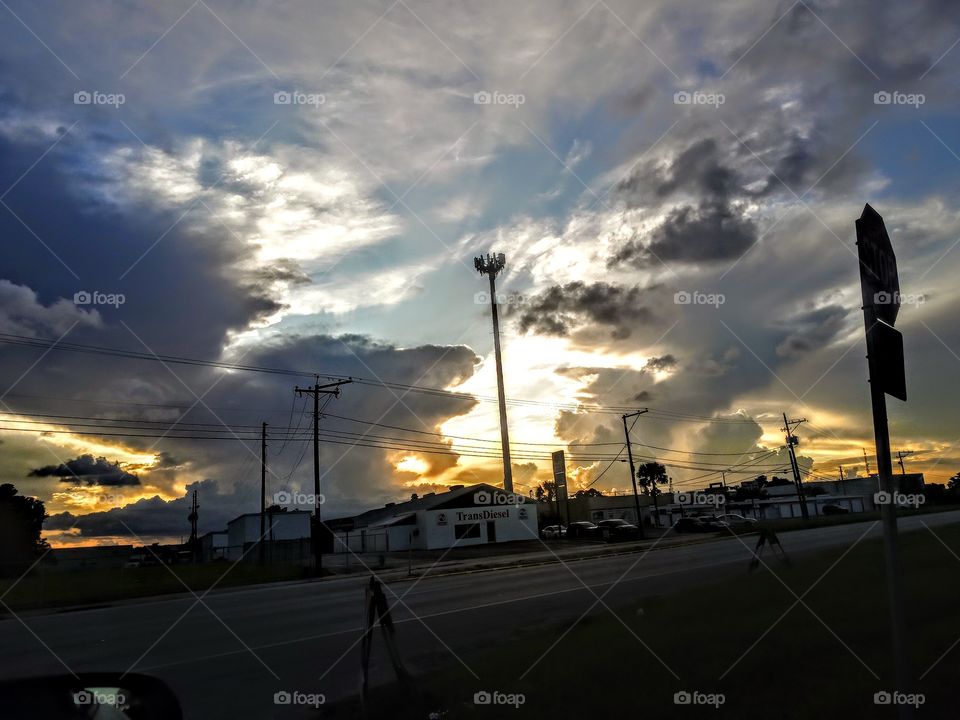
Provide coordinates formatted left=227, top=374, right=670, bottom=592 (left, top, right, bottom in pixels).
left=782, top=413, right=808, bottom=521
left=622, top=410, right=648, bottom=537
left=295, top=378, right=351, bottom=577
left=260, top=421, right=267, bottom=564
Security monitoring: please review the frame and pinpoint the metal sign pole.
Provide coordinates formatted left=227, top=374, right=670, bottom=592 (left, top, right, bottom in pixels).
left=856, top=204, right=910, bottom=716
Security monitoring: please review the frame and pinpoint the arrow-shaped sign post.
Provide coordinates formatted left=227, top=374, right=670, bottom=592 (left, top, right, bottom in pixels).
left=856, top=203, right=910, bottom=714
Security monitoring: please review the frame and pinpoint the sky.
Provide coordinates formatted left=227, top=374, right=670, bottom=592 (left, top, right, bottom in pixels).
left=1, top=0, right=959, bottom=547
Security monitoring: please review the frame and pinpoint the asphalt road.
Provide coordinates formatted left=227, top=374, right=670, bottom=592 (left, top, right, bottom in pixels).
left=2, top=510, right=958, bottom=719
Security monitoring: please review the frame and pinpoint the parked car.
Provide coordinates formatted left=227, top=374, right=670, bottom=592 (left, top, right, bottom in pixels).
left=697, top=516, right=729, bottom=531
left=566, top=521, right=600, bottom=539
left=822, top=504, right=850, bottom=515
left=717, top=513, right=758, bottom=527
left=596, top=518, right=640, bottom=541
left=673, top=516, right=728, bottom=533
left=540, top=525, right=566, bottom=539
left=672, top=517, right=706, bottom=533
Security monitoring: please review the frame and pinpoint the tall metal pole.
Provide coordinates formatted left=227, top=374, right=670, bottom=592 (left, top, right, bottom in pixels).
left=489, top=271, right=514, bottom=493
left=622, top=410, right=648, bottom=538
left=475, top=253, right=514, bottom=493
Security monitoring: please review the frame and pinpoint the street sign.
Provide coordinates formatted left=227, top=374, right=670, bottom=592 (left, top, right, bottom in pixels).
left=857, top=203, right=906, bottom=401
left=867, top=320, right=906, bottom=401
left=855, top=203, right=911, bottom=707
left=856, top=203, right=900, bottom=327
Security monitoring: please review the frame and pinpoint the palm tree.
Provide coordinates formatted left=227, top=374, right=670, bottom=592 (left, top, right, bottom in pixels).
left=636, top=462, right=668, bottom=527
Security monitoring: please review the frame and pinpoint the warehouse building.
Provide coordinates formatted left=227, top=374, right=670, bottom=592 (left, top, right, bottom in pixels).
left=223, top=509, right=312, bottom=561
left=328, top=483, right=538, bottom=552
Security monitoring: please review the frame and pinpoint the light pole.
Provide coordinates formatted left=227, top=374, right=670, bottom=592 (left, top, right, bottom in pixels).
left=475, top=252, right=514, bottom=494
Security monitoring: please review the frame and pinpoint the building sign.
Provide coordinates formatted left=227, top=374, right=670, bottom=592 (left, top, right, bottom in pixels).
left=456, top=509, right=509, bottom=522
left=436, top=512, right=447, bottom=526
left=518, top=507, right=528, bottom=520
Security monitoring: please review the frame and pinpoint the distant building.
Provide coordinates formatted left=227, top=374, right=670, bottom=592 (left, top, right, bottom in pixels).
left=200, top=531, right=228, bottom=562
left=327, top=483, right=538, bottom=552
left=224, top=510, right=312, bottom=561
left=50, top=544, right=134, bottom=571
left=565, top=493, right=655, bottom=526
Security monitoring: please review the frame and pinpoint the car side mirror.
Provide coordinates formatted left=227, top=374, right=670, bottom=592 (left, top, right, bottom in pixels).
left=0, top=673, right=182, bottom=719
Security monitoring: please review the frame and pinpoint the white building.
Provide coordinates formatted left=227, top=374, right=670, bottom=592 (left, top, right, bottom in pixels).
left=329, top=483, right=538, bottom=552
left=225, top=510, right=312, bottom=560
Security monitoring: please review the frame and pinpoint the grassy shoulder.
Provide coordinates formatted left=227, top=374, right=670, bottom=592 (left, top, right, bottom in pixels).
left=0, top=561, right=310, bottom=612
left=324, top=520, right=960, bottom=719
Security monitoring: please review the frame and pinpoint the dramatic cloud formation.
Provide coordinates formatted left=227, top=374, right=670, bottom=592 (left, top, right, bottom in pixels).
left=29, top=455, right=140, bottom=486
left=514, top=282, right=656, bottom=339
left=0, top=0, right=959, bottom=544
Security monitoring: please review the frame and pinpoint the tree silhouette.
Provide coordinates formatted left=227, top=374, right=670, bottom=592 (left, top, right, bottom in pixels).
left=535, top=481, right=558, bottom=503
left=0, top=484, right=49, bottom=577
left=636, top=462, right=668, bottom=527
left=574, top=488, right=603, bottom=498
left=636, top=462, right=668, bottom=496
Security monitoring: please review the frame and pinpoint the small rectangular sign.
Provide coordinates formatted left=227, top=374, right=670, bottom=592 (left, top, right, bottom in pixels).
left=868, top=320, right=906, bottom=401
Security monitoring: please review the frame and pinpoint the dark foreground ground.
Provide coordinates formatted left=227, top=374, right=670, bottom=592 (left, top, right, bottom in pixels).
left=325, top=518, right=960, bottom=720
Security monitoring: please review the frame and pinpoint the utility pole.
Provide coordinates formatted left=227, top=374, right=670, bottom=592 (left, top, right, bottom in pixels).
left=838, top=465, right=846, bottom=495
left=474, top=252, right=514, bottom=493
left=260, top=422, right=267, bottom=564
left=896, top=450, right=913, bottom=477
left=863, top=448, right=872, bottom=477
left=295, top=378, right=352, bottom=577
left=188, top=488, right=199, bottom=561
left=782, top=414, right=808, bottom=521
left=622, top=410, right=649, bottom=537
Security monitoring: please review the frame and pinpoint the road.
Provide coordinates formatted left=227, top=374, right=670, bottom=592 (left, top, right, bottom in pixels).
left=2, top=511, right=958, bottom=718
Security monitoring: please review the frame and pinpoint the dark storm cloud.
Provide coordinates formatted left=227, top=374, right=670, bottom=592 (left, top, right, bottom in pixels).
left=45, top=480, right=228, bottom=538
left=775, top=304, right=849, bottom=358
left=512, top=282, right=656, bottom=339
left=644, top=355, right=676, bottom=372
left=29, top=333, right=482, bottom=537
left=610, top=137, right=757, bottom=267
left=611, top=200, right=757, bottom=267
left=29, top=455, right=140, bottom=486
